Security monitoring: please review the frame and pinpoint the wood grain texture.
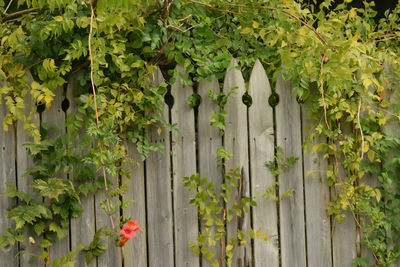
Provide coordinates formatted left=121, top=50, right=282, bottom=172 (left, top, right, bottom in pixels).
left=145, top=68, right=174, bottom=267
left=383, top=63, right=400, bottom=267
left=331, top=121, right=356, bottom=267
left=16, top=72, right=43, bottom=266
left=248, top=60, right=279, bottom=267
left=171, top=65, right=199, bottom=267
left=95, top=177, right=122, bottom=267
left=223, top=59, right=251, bottom=267
left=275, top=75, right=306, bottom=267
left=198, top=76, right=223, bottom=267
left=41, top=86, right=70, bottom=262
left=67, top=74, right=96, bottom=267
left=123, top=141, right=147, bottom=267
left=302, top=101, right=332, bottom=267
left=0, top=80, right=18, bottom=267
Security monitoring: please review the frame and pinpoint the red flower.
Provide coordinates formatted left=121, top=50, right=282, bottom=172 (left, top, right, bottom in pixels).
left=119, top=220, right=143, bottom=247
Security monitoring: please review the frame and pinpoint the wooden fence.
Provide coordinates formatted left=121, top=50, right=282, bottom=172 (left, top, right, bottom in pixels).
left=0, top=59, right=395, bottom=267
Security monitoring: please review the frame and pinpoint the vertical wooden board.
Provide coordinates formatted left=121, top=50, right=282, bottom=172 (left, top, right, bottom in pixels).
left=0, top=81, right=18, bottom=266
left=360, top=86, right=379, bottom=265
left=170, top=65, right=199, bottom=267
left=145, top=68, right=174, bottom=267
left=331, top=202, right=356, bottom=267
left=382, top=63, right=400, bottom=267
left=67, top=75, right=96, bottom=267
left=302, top=101, right=332, bottom=267
left=248, top=60, right=279, bottom=267
left=331, top=122, right=356, bottom=267
left=95, top=176, right=122, bottom=267
left=17, top=73, right=43, bottom=266
left=41, top=86, right=70, bottom=261
left=198, top=76, right=223, bottom=267
left=223, top=59, right=251, bottom=266
left=123, top=142, right=147, bottom=267
left=275, top=75, right=306, bottom=267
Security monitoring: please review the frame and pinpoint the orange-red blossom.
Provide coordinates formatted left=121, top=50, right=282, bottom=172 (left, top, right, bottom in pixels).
left=119, top=220, right=143, bottom=247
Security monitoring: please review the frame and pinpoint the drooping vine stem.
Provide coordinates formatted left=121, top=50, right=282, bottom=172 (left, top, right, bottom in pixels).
left=88, top=0, right=115, bottom=231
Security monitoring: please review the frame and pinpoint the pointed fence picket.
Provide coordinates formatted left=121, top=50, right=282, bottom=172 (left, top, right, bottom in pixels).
left=276, top=74, right=307, bottom=267
left=41, top=85, right=71, bottom=262
left=171, top=65, right=199, bottom=267
left=223, top=59, right=252, bottom=267
left=145, top=68, right=174, bottom=267
left=0, top=59, right=392, bottom=267
left=16, top=72, right=43, bottom=267
left=302, top=101, right=332, bottom=267
left=67, top=74, right=96, bottom=267
left=248, top=60, right=279, bottom=267
left=198, top=75, right=223, bottom=267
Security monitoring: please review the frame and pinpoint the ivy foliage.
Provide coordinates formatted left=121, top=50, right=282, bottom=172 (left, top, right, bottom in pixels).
left=0, top=0, right=400, bottom=266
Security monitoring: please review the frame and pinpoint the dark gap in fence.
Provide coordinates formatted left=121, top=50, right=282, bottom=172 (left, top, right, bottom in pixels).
left=193, top=83, right=202, bottom=267
left=328, top=139, right=335, bottom=267
left=270, top=86, right=281, bottom=267
left=12, top=102, right=20, bottom=267
left=299, top=103, right=309, bottom=267
left=143, top=150, right=150, bottom=267
left=219, top=79, right=228, bottom=265
left=63, top=83, right=73, bottom=254
left=244, top=90, right=255, bottom=266
left=163, top=68, right=177, bottom=267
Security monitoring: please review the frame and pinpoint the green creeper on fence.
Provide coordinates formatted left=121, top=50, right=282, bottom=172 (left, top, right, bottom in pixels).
left=1, top=0, right=400, bottom=266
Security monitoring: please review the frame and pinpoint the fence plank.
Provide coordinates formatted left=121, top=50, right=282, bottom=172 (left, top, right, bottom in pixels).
left=0, top=81, right=18, bottom=267
left=248, top=60, right=279, bottom=267
left=383, top=63, right=400, bottom=267
left=170, top=65, right=199, bottom=267
left=146, top=68, right=174, bottom=267
left=67, top=75, right=96, bottom=267
left=123, top=142, right=147, bottom=267
left=275, top=75, right=307, bottom=267
left=16, top=73, right=43, bottom=266
left=331, top=121, right=356, bottom=267
left=223, top=59, right=252, bottom=266
left=95, top=181, right=121, bottom=267
left=41, top=86, right=70, bottom=262
left=198, top=76, right=223, bottom=267
left=302, top=101, right=332, bottom=267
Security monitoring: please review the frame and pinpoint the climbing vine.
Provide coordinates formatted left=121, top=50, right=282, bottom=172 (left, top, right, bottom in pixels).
left=0, top=0, right=400, bottom=266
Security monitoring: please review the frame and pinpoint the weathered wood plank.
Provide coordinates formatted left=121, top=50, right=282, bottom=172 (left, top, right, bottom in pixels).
left=331, top=122, right=356, bottom=267
left=41, top=86, right=70, bottom=262
left=383, top=63, right=400, bottom=267
left=331, top=206, right=357, bottom=267
left=67, top=74, right=96, bottom=267
left=198, top=76, right=223, bottom=267
left=170, top=65, right=199, bottom=267
left=248, top=60, right=279, bottom=267
left=95, top=182, right=121, bottom=267
left=146, top=68, right=174, bottom=267
left=123, top=142, right=147, bottom=267
left=302, top=101, right=332, bottom=267
left=17, top=72, right=43, bottom=266
left=0, top=80, right=18, bottom=267
left=275, top=75, right=306, bottom=267
left=223, top=59, right=252, bottom=267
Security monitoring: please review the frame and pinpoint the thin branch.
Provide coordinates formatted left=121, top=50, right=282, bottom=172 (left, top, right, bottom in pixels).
left=4, top=0, right=14, bottom=14
left=2, top=6, right=47, bottom=21
left=366, top=34, right=400, bottom=44
left=205, top=7, right=241, bottom=15
left=88, top=0, right=115, bottom=230
left=357, top=98, right=364, bottom=159
left=320, top=54, right=330, bottom=130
